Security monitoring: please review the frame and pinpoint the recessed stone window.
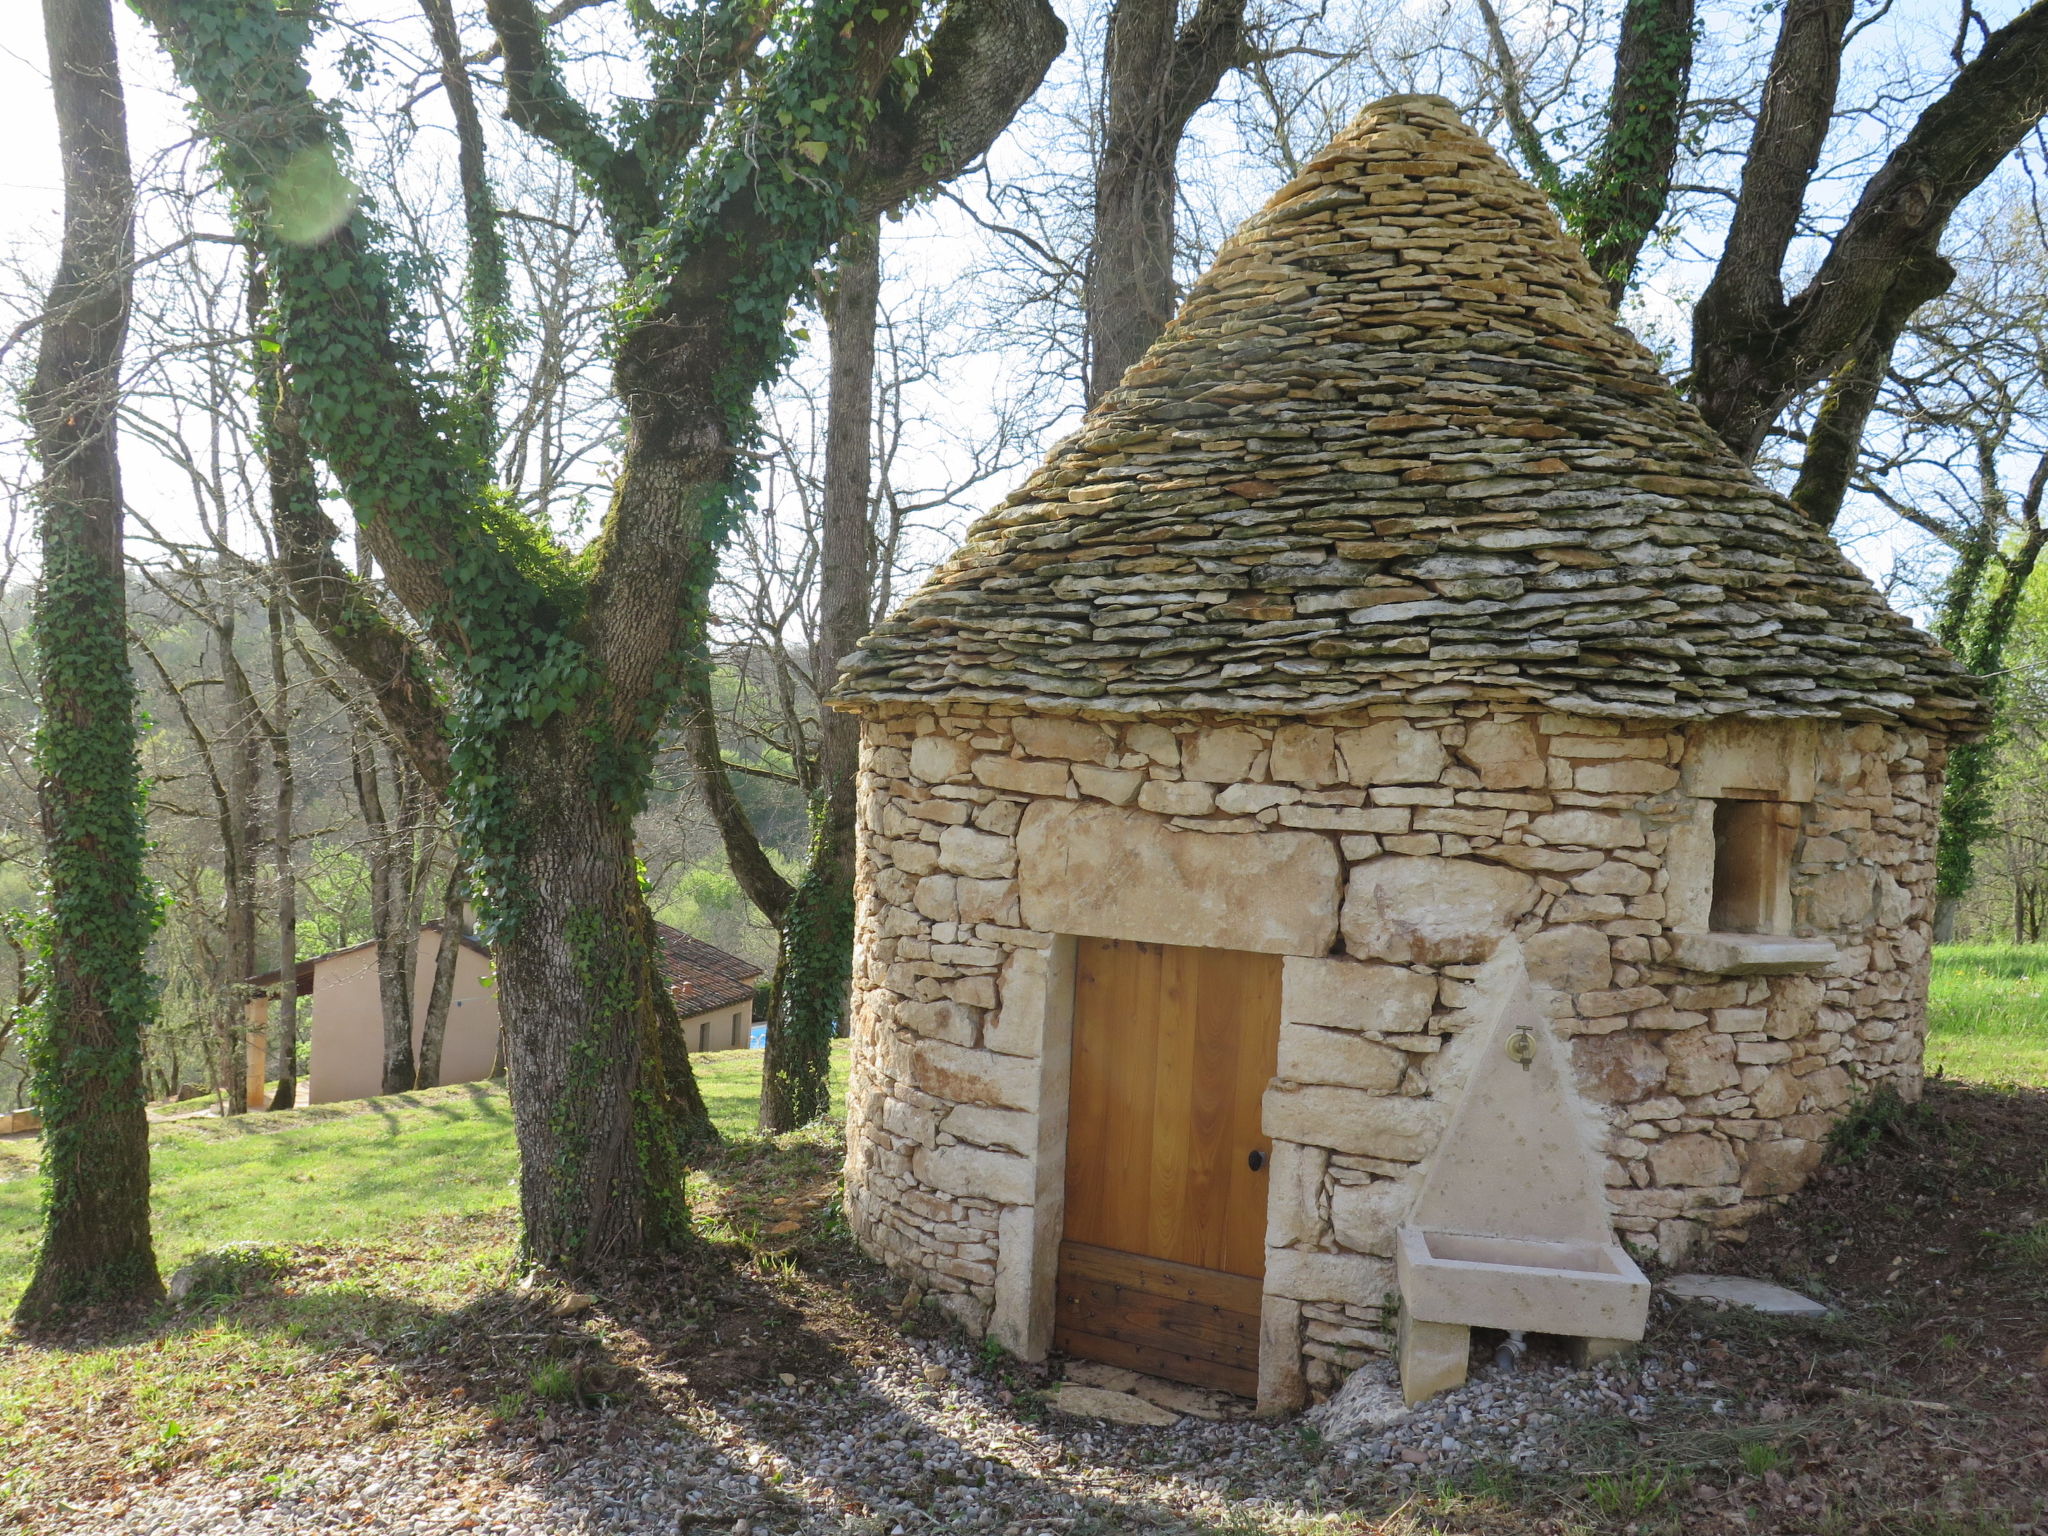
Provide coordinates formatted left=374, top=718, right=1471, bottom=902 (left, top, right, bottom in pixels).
left=1709, top=797, right=1797, bottom=934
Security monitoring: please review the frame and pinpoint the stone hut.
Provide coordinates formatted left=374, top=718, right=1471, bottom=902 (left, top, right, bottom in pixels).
left=828, top=95, right=1982, bottom=1411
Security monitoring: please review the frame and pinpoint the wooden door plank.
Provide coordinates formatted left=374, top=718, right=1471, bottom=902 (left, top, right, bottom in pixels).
left=1057, top=1241, right=1265, bottom=1314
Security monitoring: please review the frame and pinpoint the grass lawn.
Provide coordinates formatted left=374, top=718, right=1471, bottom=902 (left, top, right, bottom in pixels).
left=1927, top=943, right=2048, bottom=1086
left=0, top=1042, right=849, bottom=1305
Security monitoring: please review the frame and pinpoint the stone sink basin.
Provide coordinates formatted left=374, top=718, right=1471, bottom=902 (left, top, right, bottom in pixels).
left=1396, top=1225, right=1651, bottom=1340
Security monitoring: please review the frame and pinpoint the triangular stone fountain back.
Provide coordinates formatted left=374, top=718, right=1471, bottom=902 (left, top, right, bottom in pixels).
left=1394, top=941, right=1650, bottom=1402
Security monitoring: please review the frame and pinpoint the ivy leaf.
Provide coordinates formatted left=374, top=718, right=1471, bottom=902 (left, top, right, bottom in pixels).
left=794, top=140, right=829, bottom=166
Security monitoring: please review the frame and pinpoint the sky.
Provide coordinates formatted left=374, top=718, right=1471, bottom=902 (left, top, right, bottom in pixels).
left=0, top=0, right=2027, bottom=626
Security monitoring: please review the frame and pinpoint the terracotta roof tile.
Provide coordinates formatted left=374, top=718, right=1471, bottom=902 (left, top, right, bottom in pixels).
left=654, top=925, right=763, bottom=1017
left=833, top=95, right=1983, bottom=732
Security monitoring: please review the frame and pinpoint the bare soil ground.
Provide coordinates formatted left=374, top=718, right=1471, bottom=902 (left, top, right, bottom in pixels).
left=3, top=1081, right=2044, bottom=1535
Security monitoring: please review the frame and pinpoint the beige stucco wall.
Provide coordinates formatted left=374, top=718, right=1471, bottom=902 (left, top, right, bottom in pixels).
left=682, top=1004, right=752, bottom=1052
left=306, top=932, right=501, bottom=1105
left=841, top=703, right=1946, bottom=1406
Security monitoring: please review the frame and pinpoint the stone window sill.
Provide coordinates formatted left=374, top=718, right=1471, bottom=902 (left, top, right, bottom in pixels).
left=1669, top=931, right=1839, bottom=976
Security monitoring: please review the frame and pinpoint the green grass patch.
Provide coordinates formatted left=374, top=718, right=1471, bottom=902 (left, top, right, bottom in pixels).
left=0, top=1041, right=849, bottom=1309
left=1927, top=945, right=2048, bottom=1087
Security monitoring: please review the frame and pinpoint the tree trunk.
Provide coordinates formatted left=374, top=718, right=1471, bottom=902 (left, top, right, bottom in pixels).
left=1085, top=0, right=1247, bottom=404
left=353, top=731, right=418, bottom=1095
left=1571, top=0, right=1696, bottom=302
left=15, top=0, right=163, bottom=1325
left=760, top=219, right=880, bottom=1132
left=265, top=597, right=300, bottom=1112
left=416, top=859, right=466, bottom=1091
left=219, top=613, right=262, bottom=1118
left=491, top=752, right=712, bottom=1267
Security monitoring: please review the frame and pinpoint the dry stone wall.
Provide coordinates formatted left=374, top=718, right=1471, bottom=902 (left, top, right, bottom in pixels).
left=843, top=702, right=1944, bottom=1402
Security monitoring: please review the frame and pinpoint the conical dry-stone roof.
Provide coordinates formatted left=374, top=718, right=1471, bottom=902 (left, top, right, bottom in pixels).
left=833, top=95, right=1983, bottom=730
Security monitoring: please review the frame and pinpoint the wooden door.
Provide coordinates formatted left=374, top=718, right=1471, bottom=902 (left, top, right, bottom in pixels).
left=1055, top=937, right=1281, bottom=1396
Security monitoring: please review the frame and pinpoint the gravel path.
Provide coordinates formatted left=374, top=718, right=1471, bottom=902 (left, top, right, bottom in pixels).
left=45, top=1326, right=1718, bottom=1535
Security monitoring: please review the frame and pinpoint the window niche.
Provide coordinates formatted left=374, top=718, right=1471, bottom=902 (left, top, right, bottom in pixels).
left=1708, top=797, right=1798, bottom=935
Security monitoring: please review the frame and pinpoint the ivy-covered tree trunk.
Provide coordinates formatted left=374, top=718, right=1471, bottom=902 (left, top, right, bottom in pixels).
left=491, top=744, right=712, bottom=1263
left=416, top=860, right=466, bottom=1091
left=135, top=0, right=1058, bottom=1272
left=1930, top=512, right=2048, bottom=941
left=759, top=219, right=879, bottom=1131
left=16, top=0, right=162, bottom=1326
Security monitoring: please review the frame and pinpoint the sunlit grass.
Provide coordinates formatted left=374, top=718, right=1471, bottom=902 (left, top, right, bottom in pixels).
left=1927, top=945, right=2048, bottom=1087
left=0, top=1041, right=849, bottom=1307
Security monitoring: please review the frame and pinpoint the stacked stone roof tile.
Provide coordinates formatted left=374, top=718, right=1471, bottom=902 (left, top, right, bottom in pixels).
left=834, top=95, right=1983, bottom=732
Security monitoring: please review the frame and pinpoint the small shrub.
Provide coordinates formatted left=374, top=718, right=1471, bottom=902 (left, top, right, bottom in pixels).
left=1828, top=1087, right=1926, bottom=1162
left=167, top=1242, right=294, bottom=1305
left=1995, top=1220, right=2048, bottom=1267
left=528, top=1361, right=577, bottom=1402
left=1584, top=1466, right=1672, bottom=1518
left=1740, top=1439, right=1790, bottom=1476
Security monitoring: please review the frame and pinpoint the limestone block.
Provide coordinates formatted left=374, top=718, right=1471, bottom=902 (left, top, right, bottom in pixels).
left=1217, top=783, right=1296, bottom=815
left=904, top=1037, right=1038, bottom=1110
left=1398, top=1315, right=1470, bottom=1405
left=1341, top=856, right=1537, bottom=964
left=1271, top=724, right=1341, bottom=786
left=1663, top=1029, right=1740, bottom=1096
left=1281, top=956, right=1437, bottom=1033
left=1018, top=800, right=1341, bottom=956
left=912, top=1142, right=1035, bottom=1205
left=938, top=825, right=1015, bottom=879
left=1574, top=759, right=1679, bottom=794
left=1264, top=1247, right=1393, bottom=1304
left=1137, top=780, right=1216, bottom=815
left=893, top=838, right=940, bottom=876
left=1277, top=1024, right=1407, bottom=1090
left=1071, top=764, right=1143, bottom=804
left=915, top=875, right=958, bottom=922
left=1741, top=1136, right=1824, bottom=1197
left=1801, top=1065, right=1853, bottom=1110
left=1665, top=804, right=1714, bottom=931
left=1683, top=719, right=1817, bottom=802
left=1182, top=726, right=1263, bottom=782
left=1266, top=1141, right=1328, bottom=1248
left=1338, top=721, right=1448, bottom=785
left=1804, top=865, right=1876, bottom=929
left=1329, top=1177, right=1409, bottom=1256
left=1647, top=1133, right=1739, bottom=1187
left=986, top=947, right=1046, bottom=1057
left=1013, top=717, right=1113, bottom=763
left=1874, top=872, right=1911, bottom=928
left=1572, top=1034, right=1668, bottom=1103
left=975, top=799, right=1024, bottom=836
left=1460, top=718, right=1545, bottom=788
left=911, top=734, right=974, bottom=783
left=1747, top=1067, right=1801, bottom=1119
left=1263, top=1082, right=1445, bottom=1161
left=941, top=1103, right=1036, bottom=1155
left=1126, top=723, right=1178, bottom=766
left=1528, top=809, right=1645, bottom=849
left=955, top=878, right=1017, bottom=926
left=1767, top=975, right=1824, bottom=1038
left=1257, top=1297, right=1307, bottom=1415
left=1573, top=860, right=1652, bottom=897
left=901, top=998, right=977, bottom=1046
left=974, top=755, right=1071, bottom=797
left=1524, top=924, right=1613, bottom=993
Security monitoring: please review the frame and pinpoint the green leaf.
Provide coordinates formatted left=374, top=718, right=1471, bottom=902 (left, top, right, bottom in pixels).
left=795, top=140, right=829, bottom=166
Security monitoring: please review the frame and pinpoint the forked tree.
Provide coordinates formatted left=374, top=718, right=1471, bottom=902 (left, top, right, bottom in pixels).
left=132, top=0, right=1062, bottom=1269
left=16, top=0, right=162, bottom=1325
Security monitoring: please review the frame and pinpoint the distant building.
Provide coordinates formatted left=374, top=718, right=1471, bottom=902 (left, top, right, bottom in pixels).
left=246, top=923, right=764, bottom=1107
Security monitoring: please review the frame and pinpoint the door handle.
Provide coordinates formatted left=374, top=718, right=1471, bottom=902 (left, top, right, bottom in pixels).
left=1247, top=1149, right=1265, bottom=1172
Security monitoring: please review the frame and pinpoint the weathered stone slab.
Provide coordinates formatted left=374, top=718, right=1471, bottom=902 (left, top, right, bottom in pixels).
left=1263, top=1082, right=1444, bottom=1160
left=1341, top=856, right=1537, bottom=964
left=1018, top=800, right=1340, bottom=956
left=1281, top=956, right=1436, bottom=1033
left=1662, top=1273, right=1828, bottom=1318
